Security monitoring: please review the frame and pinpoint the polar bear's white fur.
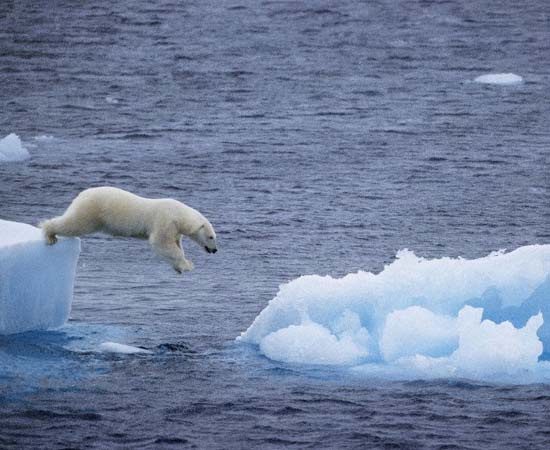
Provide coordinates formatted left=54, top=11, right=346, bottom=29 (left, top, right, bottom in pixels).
left=41, top=187, right=217, bottom=273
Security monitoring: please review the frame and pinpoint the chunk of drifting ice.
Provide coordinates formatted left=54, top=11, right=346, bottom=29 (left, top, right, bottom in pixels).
left=105, top=96, right=119, bottom=104
left=0, top=220, right=80, bottom=334
left=99, top=342, right=153, bottom=354
left=380, top=306, right=458, bottom=361
left=239, top=245, right=550, bottom=380
left=0, top=133, right=30, bottom=162
left=474, top=73, right=523, bottom=85
left=33, top=135, right=55, bottom=142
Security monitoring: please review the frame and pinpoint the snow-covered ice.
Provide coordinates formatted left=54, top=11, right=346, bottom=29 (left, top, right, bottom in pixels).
left=474, top=73, right=523, bottom=85
left=99, top=342, right=153, bottom=354
left=239, top=246, right=550, bottom=381
left=0, top=133, right=30, bottom=162
left=0, top=220, right=80, bottom=334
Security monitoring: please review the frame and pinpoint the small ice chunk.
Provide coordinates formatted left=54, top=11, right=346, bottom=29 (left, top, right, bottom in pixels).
left=0, top=133, right=30, bottom=162
left=0, top=220, right=80, bottom=335
left=99, top=342, right=153, bottom=354
left=33, top=135, right=55, bottom=141
left=474, top=73, right=523, bottom=85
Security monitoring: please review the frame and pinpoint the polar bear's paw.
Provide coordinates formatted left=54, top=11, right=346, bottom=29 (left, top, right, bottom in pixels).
left=174, top=259, right=194, bottom=273
left=45, top=234, right=58, bottom=245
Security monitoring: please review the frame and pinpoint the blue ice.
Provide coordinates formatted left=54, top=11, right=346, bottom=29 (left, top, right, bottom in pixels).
left=0, top=220, right=80, bottom=335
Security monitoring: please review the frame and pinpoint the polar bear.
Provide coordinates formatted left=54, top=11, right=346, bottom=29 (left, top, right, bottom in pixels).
left=41, top=187, right=217, bottom=273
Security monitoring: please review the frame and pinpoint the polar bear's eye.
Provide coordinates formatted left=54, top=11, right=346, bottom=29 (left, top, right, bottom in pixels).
left=209, top=237, right=214, bottom=240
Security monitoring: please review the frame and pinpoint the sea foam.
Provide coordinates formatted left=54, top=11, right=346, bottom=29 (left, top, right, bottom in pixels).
left=239, top=246, right=550, bottom=382
left=0, top=133, right=30, bottom=162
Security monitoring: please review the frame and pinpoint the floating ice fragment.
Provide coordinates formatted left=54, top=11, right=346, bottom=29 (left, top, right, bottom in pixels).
left=33, top=135, right=55, bottom=141
left=239, top=245, right=550, bottom=381
left=0, top=220, right=80, bottom=335
left=474, top=73, right=523, bottom=85
left=99, top=342, right=153, bottom=354
left=0, top=133, right=30, bottom=162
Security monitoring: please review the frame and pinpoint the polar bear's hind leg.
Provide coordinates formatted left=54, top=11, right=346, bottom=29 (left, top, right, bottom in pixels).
left=41, top=212, right=99, bottom=244
left=41, top=218, right=59, bottom=245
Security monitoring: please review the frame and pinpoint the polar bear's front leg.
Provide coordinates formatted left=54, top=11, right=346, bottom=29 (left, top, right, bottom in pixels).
left=149, top=231, right=193, bottom=273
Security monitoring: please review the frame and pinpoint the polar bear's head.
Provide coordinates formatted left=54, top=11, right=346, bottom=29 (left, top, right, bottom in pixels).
left=189, top=221, right=217, bottom=254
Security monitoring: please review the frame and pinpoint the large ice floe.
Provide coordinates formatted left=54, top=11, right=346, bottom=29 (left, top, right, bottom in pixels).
left=0, top=220, right=80, bottom=334
left=0, top=133, right=30, bottom=162
left=239, top=246, right=550, bottom=382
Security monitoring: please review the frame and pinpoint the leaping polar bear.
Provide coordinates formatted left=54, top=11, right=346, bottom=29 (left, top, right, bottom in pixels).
left=41, top=187, right=217, bottom=273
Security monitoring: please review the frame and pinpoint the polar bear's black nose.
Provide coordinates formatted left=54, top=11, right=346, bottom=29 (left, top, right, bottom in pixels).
left=212, top=248, right=217, bottom=254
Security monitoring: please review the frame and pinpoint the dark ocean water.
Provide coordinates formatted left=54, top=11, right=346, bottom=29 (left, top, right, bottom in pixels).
left=1, top=0, right=549, bottom=448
